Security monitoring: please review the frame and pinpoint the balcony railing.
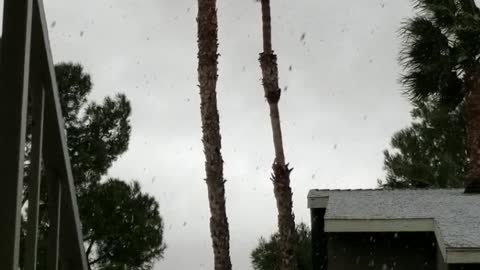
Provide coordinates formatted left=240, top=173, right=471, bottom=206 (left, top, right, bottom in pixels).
left=0, top=0, right=88, bottom=269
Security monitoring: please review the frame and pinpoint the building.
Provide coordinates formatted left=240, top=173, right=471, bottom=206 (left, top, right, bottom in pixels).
left=308, top=189, right=480, bottom=270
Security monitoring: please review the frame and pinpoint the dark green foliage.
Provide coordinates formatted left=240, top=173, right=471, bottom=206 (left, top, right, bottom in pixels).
left=80, top=179, right=166, bottom=270
left=382, top=97, right=466, bottom=188
left=0, top=37, right=164, bottom=269
left=55, top=63, right=92, bottom=125
left=19, top=63, right=164, bottom=270
left=382, top=0, right=480, bottom=189
left=400, top=17, right=463, bottom=106
left=53, top=63, right=163, bottom=269
left=55, top=63, right=132, bottom=188
left=400, top=0, right=480, bottom=107
left=251, top=223, right=312, bottom=270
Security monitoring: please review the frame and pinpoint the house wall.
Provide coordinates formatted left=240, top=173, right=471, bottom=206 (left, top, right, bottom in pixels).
left=326, top=232, right=438, bottom=270
left=436, top=245, right=448, bottom=270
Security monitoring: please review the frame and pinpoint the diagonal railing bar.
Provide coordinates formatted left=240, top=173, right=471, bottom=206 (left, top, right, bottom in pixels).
left=0, top=0, right=89, bottom=269
left=34, top=0, right=89, bottom=268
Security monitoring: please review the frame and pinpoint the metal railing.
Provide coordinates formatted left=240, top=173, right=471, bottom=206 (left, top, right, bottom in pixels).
left=0, top=0, right=88, bottom=269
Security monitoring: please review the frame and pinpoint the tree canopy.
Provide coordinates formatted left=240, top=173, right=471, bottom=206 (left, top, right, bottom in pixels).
left=56, top=63, right=164, bottom=269
left=381, top=0, right=480, bottom=189
left=399, top=0, right=480, bottom=107
left=80, top=179, right=166, bottom=270
left=382, top=97, right=466, bottom=188
left=251, top=223, right=312, bottom=270
left=55, top=63, right=131, bottom=189
left=19, top=62, right=165, bottom=270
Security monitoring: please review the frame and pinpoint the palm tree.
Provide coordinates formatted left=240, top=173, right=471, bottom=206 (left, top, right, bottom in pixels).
left=258, top=0, right=297, bottom=269
left=401, top=0, right=480, bottom=193
left=197, top=0, right=232, bottom=269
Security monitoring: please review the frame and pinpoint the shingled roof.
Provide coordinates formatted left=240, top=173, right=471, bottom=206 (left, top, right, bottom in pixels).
left=308, top=189, right=480, bottom=264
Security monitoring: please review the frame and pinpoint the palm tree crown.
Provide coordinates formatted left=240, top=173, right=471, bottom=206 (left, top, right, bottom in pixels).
left=401, top=0, right=480, bottom=105
left=401, top=0, right=480, bottom=192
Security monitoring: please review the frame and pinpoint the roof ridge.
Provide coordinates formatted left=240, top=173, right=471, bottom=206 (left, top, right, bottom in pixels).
left=310, top=188, right=381, bottom=192
left=310, top=188, right=464, bottom=192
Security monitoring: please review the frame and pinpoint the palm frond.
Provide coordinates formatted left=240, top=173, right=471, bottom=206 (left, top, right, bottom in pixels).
left=454, top=10, right=480, bottom=68
left=400, top=17, right=450, bottom=67
left=457, top=0, right=480, bottom=15
left=413, top=0, right=457, bottom=29
left=399, top=17, right=462, bottom=104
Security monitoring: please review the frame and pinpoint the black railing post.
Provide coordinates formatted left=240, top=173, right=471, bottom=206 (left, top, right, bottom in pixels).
left=47, top=171, right=62, bottom=270
left=0, top=0, right=33, bottom=269
left=24, top=85, right=45, bottom=270
left=1, top=0, right=90, bottom=269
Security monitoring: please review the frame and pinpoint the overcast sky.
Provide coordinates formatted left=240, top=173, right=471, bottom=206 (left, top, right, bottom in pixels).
left=2, top=0, right=418, bottom=269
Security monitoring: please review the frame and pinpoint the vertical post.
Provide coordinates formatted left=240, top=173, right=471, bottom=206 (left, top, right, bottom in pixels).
left=47, top=172, right=62, bottom=270
left=24, top=87, right=45, bottom=270
left=0, top=0, right=34, bottom=269
left=311, top=208, right=327, bottom=270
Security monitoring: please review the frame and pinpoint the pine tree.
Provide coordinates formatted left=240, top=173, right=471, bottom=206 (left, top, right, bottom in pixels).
left=397, top=0, right=480, bottom=192
left=21, top=63, right=165, bottom=270
left=251, top=223, right=311, bottom=270
left=382, top=97, right=466, bottom=188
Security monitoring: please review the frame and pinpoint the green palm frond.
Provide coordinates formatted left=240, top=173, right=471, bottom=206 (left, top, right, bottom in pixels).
left=410, top=0, right=480, bottom=69
left=457, top=0, right=480, bottom=15
left=413, top=0, right=457, bottom=29
left=455, top=18, right=480, bottom=67
left=400, top=17, right=463, bottom=105
left=400, top=17, right=450, bottom=68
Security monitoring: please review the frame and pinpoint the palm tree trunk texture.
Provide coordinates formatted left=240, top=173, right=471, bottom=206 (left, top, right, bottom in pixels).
left=465, top=66, right=480, bottom=193
left=197, top=0, right=232, bottom=269
left=259, top=0, right=297, bottom=269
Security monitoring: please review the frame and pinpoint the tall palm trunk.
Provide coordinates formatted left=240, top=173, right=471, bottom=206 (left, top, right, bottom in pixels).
left=197, top=0, right=232, bottom=269
left=465, top=66, right=480, bottom=193
left=259, top=0, right=297, bottom=269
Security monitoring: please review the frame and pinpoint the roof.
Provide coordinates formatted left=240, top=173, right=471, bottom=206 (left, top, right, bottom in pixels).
left=308, top=189, right=480, bottom=264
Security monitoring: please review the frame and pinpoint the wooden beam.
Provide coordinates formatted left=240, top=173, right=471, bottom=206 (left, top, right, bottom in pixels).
left=0, top=0, right=34, bottom=269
